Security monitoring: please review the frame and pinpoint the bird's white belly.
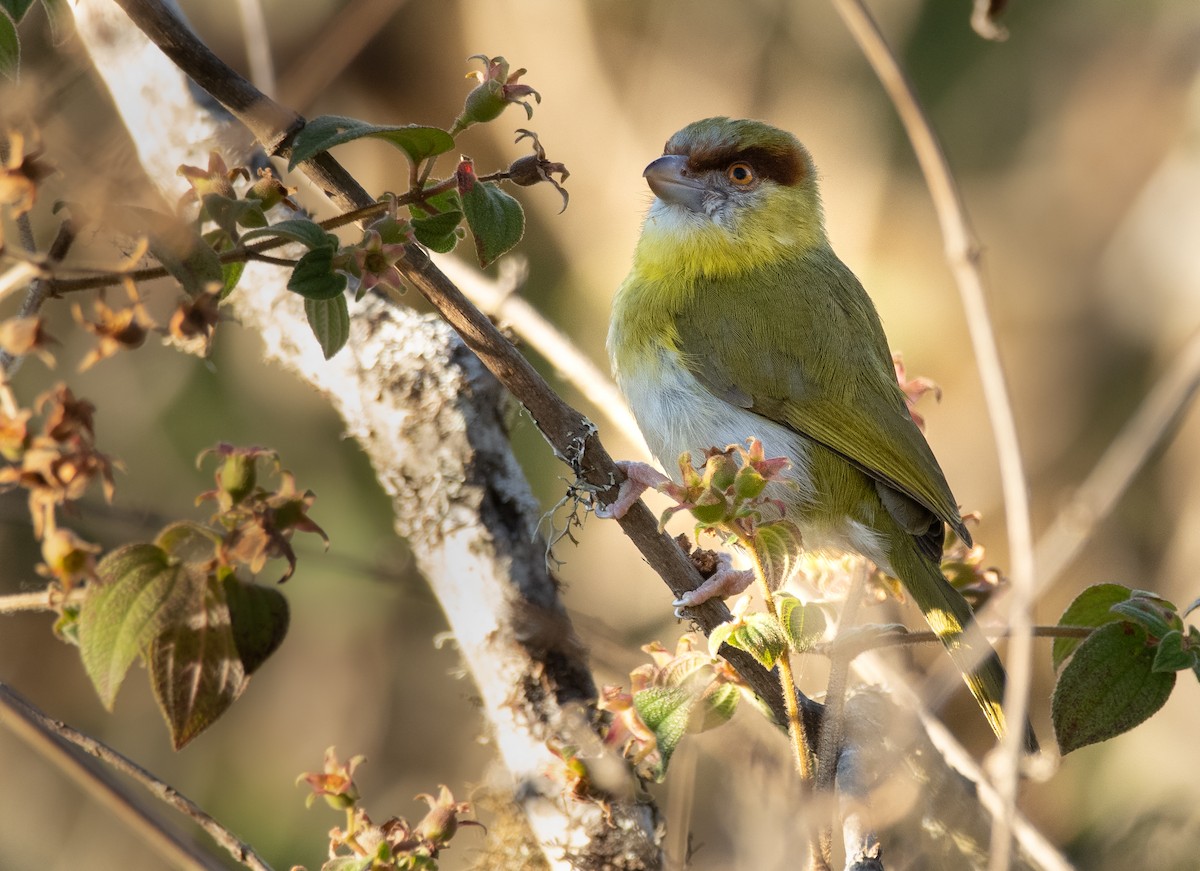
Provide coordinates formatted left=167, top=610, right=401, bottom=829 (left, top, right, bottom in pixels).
left=615, top=347, right=889, bottom=569
left=616, top=348, right=815, bottom=503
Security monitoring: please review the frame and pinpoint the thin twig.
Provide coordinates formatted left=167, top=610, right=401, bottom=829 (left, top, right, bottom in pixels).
left=0, top=222, right=77, bottom=375
left=830, top=3, right=1037, bottom=866
left=433, top=254, right=649, bottom=456
left=234, top=0, right=275, bottom=97
left=276, top=0, right=408, bottom=110
left=1033, top=328, right=1200, bottom=590
left=852, top=655, right=1074, bottom=871
left=0, top=587, right=86, bottom=614
left=817, top=565, right=870, bottom=867
left=818, top=625, right=1094, bottom=659
left=741, top=536, right=826, bottom=869
left=0, top=682, right=271, bottom=871
left=0, top=261, right=44, bottom=303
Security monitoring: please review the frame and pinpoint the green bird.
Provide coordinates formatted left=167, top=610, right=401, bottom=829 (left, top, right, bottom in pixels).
left=603, top=116, right=1036, bottom=751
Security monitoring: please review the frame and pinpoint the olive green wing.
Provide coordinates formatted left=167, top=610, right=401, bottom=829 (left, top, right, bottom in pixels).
left=674, top=254, right=970, bottom=549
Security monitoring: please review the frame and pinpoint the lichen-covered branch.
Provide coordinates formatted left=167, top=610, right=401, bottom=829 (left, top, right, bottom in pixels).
left=70, top=2, right=660, bottom=866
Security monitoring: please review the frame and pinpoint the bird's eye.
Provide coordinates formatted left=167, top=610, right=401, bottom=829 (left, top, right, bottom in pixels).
left=726, top=162, right=755, bottom=186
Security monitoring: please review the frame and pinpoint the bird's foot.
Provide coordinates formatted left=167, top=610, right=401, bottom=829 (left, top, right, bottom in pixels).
left=673, top=553, right=755, bottom=616
left=594, top=461, right=669, bottom=519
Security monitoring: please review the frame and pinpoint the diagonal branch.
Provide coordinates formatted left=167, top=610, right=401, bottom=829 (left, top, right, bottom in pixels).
left=104, top=0, right=809, bottom=731
left=0, top=682, right=268, bottom=871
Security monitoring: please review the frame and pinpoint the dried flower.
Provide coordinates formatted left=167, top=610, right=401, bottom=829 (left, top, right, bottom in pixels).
left=508, top=129, right=569, bottom=212
left=73, top=295, right=153, bottom=371
left=297, top=746, right=364, bottom=810
left=893, top=352, right=942, bottom=432
left=0, top=316, right=57, bottom=368
left=0, top=130, right=56, bottom=217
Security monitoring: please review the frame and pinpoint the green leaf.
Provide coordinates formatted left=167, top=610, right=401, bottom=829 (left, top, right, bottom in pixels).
left=722, top=613, right=788, bottom=670
left=752, top=520, right=804, bottom=591
left=694, top=681, right=739, bottom=732
left=1052, top=621, right=1175, bottom=754
left=776, top=593, right=827, bottom=653
left=0, top=10, right=18, bottom=80
left=200, top=193, right=266, bottom=239
left=633, top=686, right=695, bottom=780
left=149, top=573, right=248, bottom=749
left=460, top=180, right=524, bottom=267
left=411, top=210, right=463, bottom=253
left=0, top=1, right=36, bottom=20
left=202, top=230, right=245, bottom=299
left=288, top=116, right=454, bottom=170
left=1110, top=592, right=1181, bottom=639
left=241, top=218, right=337, bottom=252
left=304, top=295, right=350, bottom=359
left=78, top=545, right=193, bottom=709
left=1052, top=583, right=1134, bottom=671
left=155, top=521, right=220, bottom=565
left=288, top=246, right=347, bottom=301
left=1152, top=630, right=1196, bottom=674
left=222, top=576, right=289, bottom=675
left=129, top=207, right=224, bottom=297
left=108, top=206, right=220, bottom=297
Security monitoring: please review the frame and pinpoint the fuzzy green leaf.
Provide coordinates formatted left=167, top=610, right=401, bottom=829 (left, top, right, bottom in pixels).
left=1151, top=630, right=1196, bottom=674
left=202, top=230, right=245, bottom=299
left=776, top=593, right=827, bottom=653
left=288, top=246, right=347, bottom=301
left=155, top=521, right=220, bottom=565
left=149, top=574, right=247, bottom=749
left=304, top=295, right=350, bottom=359
left=633, top=686, right=695, bottom=780
left=1110, top=593, right=1181, bottom=639
left=694, top=681, right=739, bottom=732
left=0, top=10, right=18, bottom=80
left=79, top=545, right=193, bottom=709
left=722, top=613, right=788, bottom=670
left=461, top=180, right=524, bottom=267
left=222, top=577, right=289, bottom=675
left=288, top=116, right=454, bottom=169
left=241, top=218, right=337, bottom=252
left=1052, top=583, right=1134, bottom=671
left=0, top=1, right=35, bottom=20
left=143, top=216, right=224, bottom=297
left=200, top=193, right=266, bottom=239
left=752, top=520, right=804, bottom=591
left=411, top=210, right=463, bottom=253
left=1052, top=621, right=1175, bottom=754
left=113, top=206, right=222, bottom=297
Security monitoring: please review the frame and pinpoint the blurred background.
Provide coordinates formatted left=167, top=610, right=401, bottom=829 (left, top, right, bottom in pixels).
left=2, top=0, right=1199, bottom=868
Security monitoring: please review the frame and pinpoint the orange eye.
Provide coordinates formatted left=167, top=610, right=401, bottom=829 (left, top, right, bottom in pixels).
left=726, top=161, right=755, bottom=186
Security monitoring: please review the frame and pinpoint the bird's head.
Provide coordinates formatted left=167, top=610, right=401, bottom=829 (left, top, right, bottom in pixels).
left=633, top=117, right=826, bottom=282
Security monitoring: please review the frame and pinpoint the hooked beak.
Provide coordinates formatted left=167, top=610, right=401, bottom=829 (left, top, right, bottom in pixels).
left=644, top=154, right=708, bottom=213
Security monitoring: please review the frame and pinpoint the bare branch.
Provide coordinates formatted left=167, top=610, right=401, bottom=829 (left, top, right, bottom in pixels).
left=0, top=682, right=270, bottom=871
left=70, top=2, right=669, bottom=865
left=830, top=3, right=1038, bottom=865
left=1034, top=328, right=1200, bottom=589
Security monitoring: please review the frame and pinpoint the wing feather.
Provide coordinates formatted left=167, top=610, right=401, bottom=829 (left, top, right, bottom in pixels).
left=674, top=250, right=970, bottom=546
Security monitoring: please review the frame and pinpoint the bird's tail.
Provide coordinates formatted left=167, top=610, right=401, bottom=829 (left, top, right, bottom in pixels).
left=889, top=537, right=1039, bottom=753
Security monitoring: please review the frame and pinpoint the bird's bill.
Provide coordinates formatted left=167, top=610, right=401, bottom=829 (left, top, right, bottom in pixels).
left=643, top=154, right=708, bottom=213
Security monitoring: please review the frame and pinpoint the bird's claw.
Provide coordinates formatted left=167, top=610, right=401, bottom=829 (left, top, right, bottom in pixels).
left=672, top=553, right=755, bottom=616
left=595, top=461, right=669, bottom=519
